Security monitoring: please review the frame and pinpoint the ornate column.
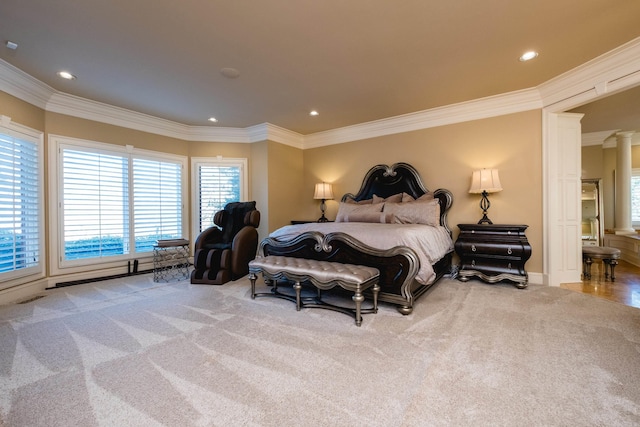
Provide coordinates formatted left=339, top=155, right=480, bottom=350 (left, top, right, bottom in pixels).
left=614, top=131, right=636, bottom=234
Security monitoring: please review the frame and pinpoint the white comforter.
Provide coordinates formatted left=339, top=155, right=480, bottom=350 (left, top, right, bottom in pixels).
left=269, top=222, right=454, bottom=285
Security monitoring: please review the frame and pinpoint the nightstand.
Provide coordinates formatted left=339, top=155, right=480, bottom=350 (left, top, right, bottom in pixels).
left=454, top=224, right=531, bottom=289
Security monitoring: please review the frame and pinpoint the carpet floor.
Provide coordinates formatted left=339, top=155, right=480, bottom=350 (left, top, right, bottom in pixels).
left=1, top=274, right=639, bottom=426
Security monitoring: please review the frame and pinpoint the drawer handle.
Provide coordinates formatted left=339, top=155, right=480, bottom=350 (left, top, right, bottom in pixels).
left=508, top=262, right=512, bottom=269
left=507, top=247, right=512, bottom=255
left=471, top=244, right=476, bottom=252
left=471, top=260, right=475, bottom=266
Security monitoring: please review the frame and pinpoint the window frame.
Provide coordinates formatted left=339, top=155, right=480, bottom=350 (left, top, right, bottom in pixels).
left=0, top=116, right=45, bottom=289
left=191, top=157, right=248, bottom=243
left=49, top=135, right=187, bottom=276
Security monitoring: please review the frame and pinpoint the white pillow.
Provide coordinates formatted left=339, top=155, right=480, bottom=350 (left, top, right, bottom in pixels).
left=383, top=199, right=441, bottom=226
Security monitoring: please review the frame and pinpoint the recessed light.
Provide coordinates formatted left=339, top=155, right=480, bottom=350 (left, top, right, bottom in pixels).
left=208, top=117, right=218, bottom=123
left=519, top=51, right=538, bottom=62
left=57, top=70, right=76, bottom=80
left=310, top=110, right=319, bottom=116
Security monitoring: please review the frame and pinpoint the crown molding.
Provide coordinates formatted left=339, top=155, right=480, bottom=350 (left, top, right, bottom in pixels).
left=2, top=35, right=640, bottom=149
left=246, top=123, right=304, bottom=148
left=582, top=130, right=619, bottom=146
left=0, top=60, right=54, bottom=109
left=302, top=88, right=543, bottom=149
left=538, top=36, right=640, bottom=113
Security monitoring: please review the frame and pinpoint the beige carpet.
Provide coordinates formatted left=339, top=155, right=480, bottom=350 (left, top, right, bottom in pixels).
left=1, top=273, right=639, bottom=426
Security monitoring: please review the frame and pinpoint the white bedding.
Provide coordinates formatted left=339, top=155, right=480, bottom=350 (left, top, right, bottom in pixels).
left=268, top=222, right=454, bottom=285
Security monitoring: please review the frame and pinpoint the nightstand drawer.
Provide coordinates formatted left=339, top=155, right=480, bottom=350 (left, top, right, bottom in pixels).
left=456, top=241, right=528, bottom=257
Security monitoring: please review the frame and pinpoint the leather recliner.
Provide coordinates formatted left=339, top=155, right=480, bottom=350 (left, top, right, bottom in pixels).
left=191, top=201, right=261, bottom=285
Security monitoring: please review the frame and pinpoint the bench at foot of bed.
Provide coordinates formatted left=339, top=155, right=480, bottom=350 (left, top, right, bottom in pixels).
left=248, top=255, right=380, bottom=326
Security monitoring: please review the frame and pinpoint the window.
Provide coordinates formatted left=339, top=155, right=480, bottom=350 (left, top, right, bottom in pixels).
left=192, top=158, right=247, bottom=237
left=54, top=136, right=186, bottom=269
left=632, top=169, right=640, bottom=226
left=0, top=120, right=43, bottom=284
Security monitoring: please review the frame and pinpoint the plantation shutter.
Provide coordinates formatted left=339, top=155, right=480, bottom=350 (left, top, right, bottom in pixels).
left=133, top=158, right=182, bottom=252
left=198, top=164, right=241, bottom=232
left=0, top=132, right=40, bottom=273
left=62, top=148, right=129, bottom=260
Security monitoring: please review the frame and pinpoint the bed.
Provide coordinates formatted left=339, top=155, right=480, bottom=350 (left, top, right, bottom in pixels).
left=260, top=162, right=454, bottom=314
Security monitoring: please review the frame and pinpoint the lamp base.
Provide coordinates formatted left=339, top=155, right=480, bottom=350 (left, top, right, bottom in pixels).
left=477, top=191, right=493, bottom=224
left=477, top=214, right=493, bottom=225
left=317, top=198, right=329, bottom=222
left=317, top=215, right=329, bottom=223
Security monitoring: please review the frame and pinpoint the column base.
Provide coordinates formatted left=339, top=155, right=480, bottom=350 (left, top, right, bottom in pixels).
left=614, top=228, right=636, bottom=235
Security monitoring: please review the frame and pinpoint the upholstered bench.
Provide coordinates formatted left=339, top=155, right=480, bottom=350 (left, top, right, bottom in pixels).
left=248, top=255, right=380, bottom=326
left=582, top=246, right=621, bottom=281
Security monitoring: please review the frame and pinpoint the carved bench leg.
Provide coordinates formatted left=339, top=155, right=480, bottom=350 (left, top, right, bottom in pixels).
left=352, top=289, right=364, bottom=327
left=608, top=259, right=618, bottom=281
left=584, top=257, right=593, bottom=279
left=372, top=283, right=380, bottom=314
left=249, top=272, right=257, bottom=298
left=293, top=281, right=302, bottom=311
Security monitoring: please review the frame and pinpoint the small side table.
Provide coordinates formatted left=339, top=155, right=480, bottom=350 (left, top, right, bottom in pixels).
left=153, top=239, right=190, bottom=282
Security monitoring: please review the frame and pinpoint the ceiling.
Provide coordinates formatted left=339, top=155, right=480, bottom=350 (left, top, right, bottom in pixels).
left=2, top=0, right=640, bottom=135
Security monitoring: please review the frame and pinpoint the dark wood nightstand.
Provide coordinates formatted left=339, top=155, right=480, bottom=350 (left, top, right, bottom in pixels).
left=454, top=224, right=532, bottom=289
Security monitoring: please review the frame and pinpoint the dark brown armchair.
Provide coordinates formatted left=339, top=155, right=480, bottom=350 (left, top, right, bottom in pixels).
left=190, top=201, right=261, bottom=285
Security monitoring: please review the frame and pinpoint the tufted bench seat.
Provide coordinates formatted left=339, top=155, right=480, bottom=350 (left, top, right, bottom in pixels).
left=248, top=255, right=380, bottom=326
left=582, top=246, right=621, bottom=281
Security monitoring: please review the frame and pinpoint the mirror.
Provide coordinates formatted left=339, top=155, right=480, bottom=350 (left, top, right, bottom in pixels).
left=582, top=179, right=603, bottom=246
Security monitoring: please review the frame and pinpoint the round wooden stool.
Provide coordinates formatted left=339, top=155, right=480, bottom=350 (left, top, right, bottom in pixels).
left=582, top=246, right=621, bottom=281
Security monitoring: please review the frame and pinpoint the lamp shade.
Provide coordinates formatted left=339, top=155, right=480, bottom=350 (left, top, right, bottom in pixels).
left=469, top=169, right=503, bottom=194
left=314, top=182, right=334, bottom=200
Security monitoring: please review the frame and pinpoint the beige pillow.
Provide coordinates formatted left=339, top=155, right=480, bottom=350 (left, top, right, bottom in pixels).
left=401, top=192, right=415, bottom=202
left=417, top=192, right=434, bottom=201
left=372, top=193, right=403, bottom=204
left=383, top=199, right=441, bottom=226
left=336, top=202, right=384, bottom=222
left=344, top=197, right=373, bottom=204
left=342, top=212, right=395, bottom=223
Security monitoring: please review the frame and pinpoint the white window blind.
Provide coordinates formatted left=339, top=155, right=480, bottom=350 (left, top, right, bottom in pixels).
left=0, top=132, right=40, bottom=274
left=197, top=164, right=242, bottom=232
left=133, top=158, right=182, bottom=252
left=61, top=144, right=184, bottom=263
left=62, top=148, right=129, bottom=260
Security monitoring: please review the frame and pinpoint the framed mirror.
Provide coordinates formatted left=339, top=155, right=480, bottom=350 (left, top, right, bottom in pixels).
left=581, top=179, right=604, bottom=246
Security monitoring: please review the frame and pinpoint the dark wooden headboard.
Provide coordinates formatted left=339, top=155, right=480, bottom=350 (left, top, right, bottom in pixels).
left=341, top=162, right=453, bottom=234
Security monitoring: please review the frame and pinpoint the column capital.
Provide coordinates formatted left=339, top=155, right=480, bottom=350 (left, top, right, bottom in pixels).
left=616, top=130, right=636, bottom=139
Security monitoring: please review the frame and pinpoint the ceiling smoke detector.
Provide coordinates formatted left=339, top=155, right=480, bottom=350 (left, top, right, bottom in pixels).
left=220, top=68, right=240, bottom=79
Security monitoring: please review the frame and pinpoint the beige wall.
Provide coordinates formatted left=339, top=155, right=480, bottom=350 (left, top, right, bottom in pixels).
left=1, top=88, right=544, bottom=279
left=0, top=92, right=45, bottom=131
left=302, top=110, right=543, bottom=272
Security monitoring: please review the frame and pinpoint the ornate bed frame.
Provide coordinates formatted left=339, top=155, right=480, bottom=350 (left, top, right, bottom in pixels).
left=260, top=162, right=454, bottom=314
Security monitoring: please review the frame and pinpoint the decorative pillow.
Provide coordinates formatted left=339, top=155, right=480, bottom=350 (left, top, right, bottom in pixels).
left=383, top=199, right=441, bottom=226
left=372, top=193, right=403, bottom=204
left=417, top=192, right=435, bottom=201
left=401, top=192, right=415, bottom=202
left=335, top=202, right=384, bottom=222
left=342, top=212, right=395, bottom=223
left=344, top=197, right=373, bottom=204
